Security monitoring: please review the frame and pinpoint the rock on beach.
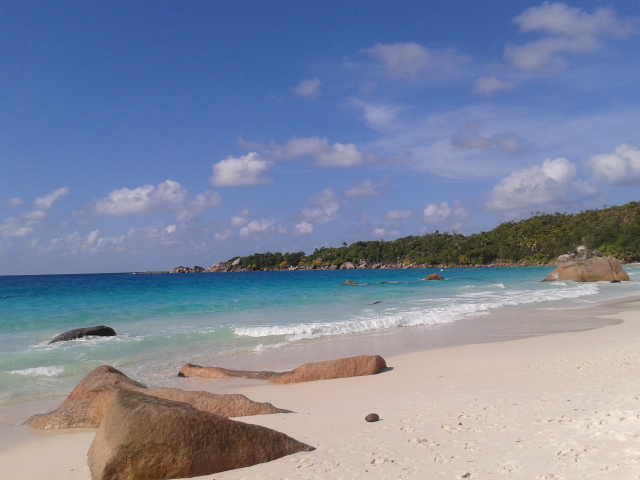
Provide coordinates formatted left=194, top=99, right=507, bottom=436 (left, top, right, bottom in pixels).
left=178, top=355, right=388, bottom=384
left=87, top=389, right=313, bottom=480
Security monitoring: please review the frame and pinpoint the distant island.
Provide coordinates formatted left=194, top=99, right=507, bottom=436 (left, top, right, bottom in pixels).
left=153, top=202, right=640, bottom=273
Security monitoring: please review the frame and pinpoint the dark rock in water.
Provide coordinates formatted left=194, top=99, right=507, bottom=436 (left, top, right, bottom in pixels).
left=49, top=325, right=116, bottom=344
left=425, top=274, right=444, bottom=280
left=365, top=413, right=380, bottom=422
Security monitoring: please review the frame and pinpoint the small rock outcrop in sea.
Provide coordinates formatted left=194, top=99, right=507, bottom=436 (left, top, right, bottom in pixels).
left=543, top=251, right=629, bottom=283
left=178, top=355, right=388, bottom=384
left=424, top=274, right=444, bottom=280
left=87, top=389, right=314, bottom=480
left=24, top=365, right=290, bottom=430
left=48, top=325, right=116, bottom=344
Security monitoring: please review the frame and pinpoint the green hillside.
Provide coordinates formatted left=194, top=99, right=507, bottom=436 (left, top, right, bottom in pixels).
left=227, top=202, right=640, bottom=270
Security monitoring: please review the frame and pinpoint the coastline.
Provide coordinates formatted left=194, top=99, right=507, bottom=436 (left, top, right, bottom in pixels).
left=2, top=298, right=639, bottom=479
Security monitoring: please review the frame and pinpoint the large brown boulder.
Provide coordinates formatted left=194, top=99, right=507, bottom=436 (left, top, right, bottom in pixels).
left=179, top=354, right=387, bottom=384
left=543, top=256, right=630, bottom=282
left=24, top=365, right=290, bottom=429
left=88, top=389, right=313, bottom=480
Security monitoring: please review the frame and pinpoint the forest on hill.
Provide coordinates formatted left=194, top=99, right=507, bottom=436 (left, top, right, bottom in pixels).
left=211, top=202, right=640, bottom=271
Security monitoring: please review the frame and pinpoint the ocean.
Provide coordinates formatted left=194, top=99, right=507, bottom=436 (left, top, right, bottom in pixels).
left=1, top=266, right=639, bottom=433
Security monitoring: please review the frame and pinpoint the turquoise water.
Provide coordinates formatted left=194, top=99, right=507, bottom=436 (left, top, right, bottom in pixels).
left=1, top=266, right=639, bottom=410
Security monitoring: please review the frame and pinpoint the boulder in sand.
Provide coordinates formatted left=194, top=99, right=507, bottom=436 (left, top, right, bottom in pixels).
left=49, top=325, right=116, bottom=344
left=24, top=365, right=290, bottom=430
left=178, top=354, right=387, bottom=384
left=88, top=389, right=313, bottom=480
left=543, top=256, right=629, bottom=283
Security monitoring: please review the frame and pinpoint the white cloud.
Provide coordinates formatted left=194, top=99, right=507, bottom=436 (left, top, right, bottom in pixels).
left=293, top=221, right=313, bottom=236
left=451, top=122, right=529, bottom=155
left=362, top=42, right=430, bottom=80
left=473, top=76, right=513, bottom=96
left=586, top=144, right=640, bottom=186
left=423, top=201, right=468, bottom=224
left=316, top=142, right=363, bottom=167
left=385, top=210, right=412, bottom=221
left=9, top=197, right=23, bottom=206
left=93, top=180, right=186, bottom=216
left=0, top=187, right=70, bottom=238
left=0, top=217, right=33, bottom=237
left=345, top=180, right=381, bottom=198
left=176, top=190, right=221, bottom=223
left=350, top=99, right=404, bottom=131
left=301, top=188, right=340, bottom=224
left=291, top=78, right=321, bottom=99
left=214, top=230, right=232, bottom=242
left=505, top=3, right=636, bottom=71
left=485, top=157, right=595, bottom=211
left=34, top=187, right=70, bottom=210
left=239, top=219, right=275, bottom=238
left=270, top=137, right=364, bottom=167
left=210, top=152, right=272, bottom=187
left=230, top=209, right=250, bottom=228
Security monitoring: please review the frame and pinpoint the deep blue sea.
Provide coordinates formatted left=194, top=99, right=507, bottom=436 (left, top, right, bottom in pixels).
left=1, top=266, right=639, bottom=417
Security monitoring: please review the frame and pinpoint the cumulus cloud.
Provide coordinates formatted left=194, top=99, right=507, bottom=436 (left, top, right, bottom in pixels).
left=473, top=76, right=513, bottom=96
left=210, top=152, right=272, bottom=187
left=362, top=42, right=429, bottom=80
left=300, top=188, right=340, bottom=224
left=291, top=78, right=321, bottom=99
left=423, top=201, right=468, bottom=224
left=485, top=157, right=595, bottom=212
left=350, top=99, right=404, bottom=131
left=176, top=190, right=221, bottom=223
left=505, top=3, right=636, bottom=71
left=293, top=221, right=313, bottom=236
left=345, top=180, right=381, bottom=198
left=586, top=144, right=640, bottom=186
left=270, top=137, right=363, bottom=167
left=239, top=219, right=275, bottom=238
left=93, top=180, right=186, bottom=216
left=230, top=209, right=250, bottom=227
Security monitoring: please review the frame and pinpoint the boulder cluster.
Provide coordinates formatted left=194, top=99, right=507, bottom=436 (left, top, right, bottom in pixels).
left=543, top=246, right=629, bottom=283
left=26, top=355, right=388, bottom=479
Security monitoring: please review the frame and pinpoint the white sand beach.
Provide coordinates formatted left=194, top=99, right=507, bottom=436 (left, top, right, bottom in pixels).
left=2, top=303, right=639, bottom=479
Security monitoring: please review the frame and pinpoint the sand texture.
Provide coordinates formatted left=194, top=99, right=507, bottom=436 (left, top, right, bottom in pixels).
left=1, top=306, right=639, bottom=479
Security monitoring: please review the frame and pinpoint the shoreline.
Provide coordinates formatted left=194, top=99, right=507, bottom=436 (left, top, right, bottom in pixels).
left=2, top=298, right=640, bottom=478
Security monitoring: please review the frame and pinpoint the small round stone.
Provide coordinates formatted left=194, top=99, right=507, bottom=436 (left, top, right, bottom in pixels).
left=365, top=413, right=380, bottom=422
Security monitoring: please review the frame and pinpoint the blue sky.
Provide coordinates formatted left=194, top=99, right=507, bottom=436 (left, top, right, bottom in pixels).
left=2, top=1, right=640, bottom=275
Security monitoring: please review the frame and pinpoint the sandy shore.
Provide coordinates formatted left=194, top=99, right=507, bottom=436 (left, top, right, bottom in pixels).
left=2, top=304, right=639, bottom=479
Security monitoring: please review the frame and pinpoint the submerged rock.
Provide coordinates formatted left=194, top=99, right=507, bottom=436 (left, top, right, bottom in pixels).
left=87, top=389, right=313, bottom=480
left=178, top=355, right=388, bottom=384
left=49, top=325, right=116, bottom=344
